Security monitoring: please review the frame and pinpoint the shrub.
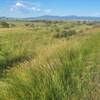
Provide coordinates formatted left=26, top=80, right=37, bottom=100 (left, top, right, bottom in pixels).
left=25, top=23, right=30, bottom=26
left=54, top=30, right=77, bottom=38
left=10, top=23, right=16, bottom=27
left=1, top=21, right=9, bottom=28
left=55, top=28, right=60, bottom=32
left=64, top=26, right=71, bottom=30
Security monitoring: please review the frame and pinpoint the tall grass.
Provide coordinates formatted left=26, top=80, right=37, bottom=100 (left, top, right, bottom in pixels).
left=0, top=32, right=99, bottom=100
left=0, top=21, right=99, bottom=99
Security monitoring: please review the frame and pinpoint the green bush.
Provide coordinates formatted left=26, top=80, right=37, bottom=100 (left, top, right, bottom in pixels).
left=10, top=23, right=16, bottom=27
left=54, top=30, right=77, bottom=38
left=0, top=21, right=9, bottom=28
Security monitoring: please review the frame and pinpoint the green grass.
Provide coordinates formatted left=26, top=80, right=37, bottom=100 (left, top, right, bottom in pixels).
left=0, top=21, right=100, bottom=100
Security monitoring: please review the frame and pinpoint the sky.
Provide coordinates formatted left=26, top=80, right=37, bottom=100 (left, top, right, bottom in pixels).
left=0, top=0, right=100, bottom=18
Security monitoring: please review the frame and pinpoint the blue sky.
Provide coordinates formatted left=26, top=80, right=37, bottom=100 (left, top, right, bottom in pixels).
left=0, top=0, right=100, bottom=18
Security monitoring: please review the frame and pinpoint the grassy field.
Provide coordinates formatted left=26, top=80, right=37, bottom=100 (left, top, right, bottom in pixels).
left=0, top=20, right=100, bottom=100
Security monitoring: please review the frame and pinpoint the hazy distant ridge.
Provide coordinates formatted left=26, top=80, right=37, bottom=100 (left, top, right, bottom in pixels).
left=1, top=15, right=100, bottom=21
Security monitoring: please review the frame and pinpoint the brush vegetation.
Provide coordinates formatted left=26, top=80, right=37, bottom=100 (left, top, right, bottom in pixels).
left=0, top=20, right=99, bottom=100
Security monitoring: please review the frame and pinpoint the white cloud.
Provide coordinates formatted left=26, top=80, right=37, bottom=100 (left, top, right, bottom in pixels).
left=31, top=7, right=36, bottom=11
left=36, top=8, right=41, bottom=11
left=44, top=9, right=52, bottom=13
left=10, top=7, right=14, bottom=12
left=16, top=2, right=25, bottom=8
left=31, top=7, right=41, bottom=12
left=10, top=2, right=25, bottom=12
left=10, top=1, right=52, bottom=14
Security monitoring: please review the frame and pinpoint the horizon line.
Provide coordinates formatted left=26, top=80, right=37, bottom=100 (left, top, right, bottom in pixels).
left=0, top=15, right=100, bottom=18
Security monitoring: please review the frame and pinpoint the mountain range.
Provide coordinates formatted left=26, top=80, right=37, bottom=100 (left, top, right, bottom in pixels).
left=0, top=15, right=100, bottom=21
